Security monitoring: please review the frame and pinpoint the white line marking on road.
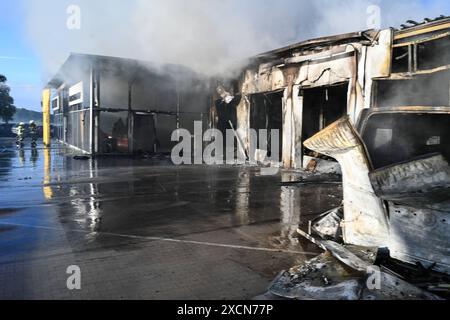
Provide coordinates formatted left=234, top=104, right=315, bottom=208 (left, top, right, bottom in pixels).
left=0, top=221, right=318, bottom=255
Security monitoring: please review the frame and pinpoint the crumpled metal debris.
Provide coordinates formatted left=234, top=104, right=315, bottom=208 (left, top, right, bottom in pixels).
left=304, top=116, right=450, bottom=277
left=269, top=252, right=363, bottom=300
left=268, top=246, right=443, bottom=300
left=311, top=206, right=344, bottom=241
left=269, top=113, right=450, bottom=299
left=304, top=116, right=390, bottom=247
left=303, top=156, right=342, bottom=175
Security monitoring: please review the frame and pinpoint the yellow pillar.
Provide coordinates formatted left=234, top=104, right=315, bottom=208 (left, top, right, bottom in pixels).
left=42, top=89, right=51, bottom=147
left=43, top=147, right=53, bottom=200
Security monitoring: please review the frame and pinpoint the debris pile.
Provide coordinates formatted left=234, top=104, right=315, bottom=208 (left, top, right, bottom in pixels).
left=268, top=242, right=445, bottom=300
left=266, top=115, right=450, bottom=300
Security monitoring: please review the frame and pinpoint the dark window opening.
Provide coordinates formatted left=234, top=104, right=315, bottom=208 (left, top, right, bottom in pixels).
left=61, top=90, right=69, bottom=111
left=362, top=113, right=450, bottom=169
left=375, top=70, right=450, bottom=107
left=133, top=114, right=156, bottom=154
left=215, top=97, right=238, bottom=134
left=392, top=35, right=450, bottom=74
left=301, top=83, right=348, bottom=157
left=215, top=96, right=239, bottom=157
left=69, top=92, right=82, bottom=103
left=250, top=91, right=283, bottom=161
left=392, top=46, right=410, bottom=73
left=99, top=112, right=129, bottom=154
left=52, top=99, right=58, bottom=110
left=154, top=114, right=177, bottom=153
left=417, top=35, right=450, bottom=71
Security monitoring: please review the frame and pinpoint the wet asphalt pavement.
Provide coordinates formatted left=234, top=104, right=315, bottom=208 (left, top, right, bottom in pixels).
left=0, top=138, right=342, bottom=299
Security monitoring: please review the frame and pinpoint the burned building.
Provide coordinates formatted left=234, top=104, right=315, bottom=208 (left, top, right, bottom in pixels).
left=209, top=16, right=450, bottom=298
left=302, top=17, right=450, bottom=251
left=27, top=10, right=450, bottom=300
left=263, top=17, right=450, bottom=299
left=47, top=53, right=210, bottom=155
left=213, top=17, right=450, bottom=172
left=212, top=29, right=393, bottom=169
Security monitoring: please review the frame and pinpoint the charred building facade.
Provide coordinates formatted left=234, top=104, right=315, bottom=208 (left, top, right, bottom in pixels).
left=47, top=53, right=210, bottom=155
left=211, top=17, right=450, bottom=279
left=48, top=17, right=450, bottom=165
left=302, top=19, right=450, bottom=283
left=212, top=17, right=450, bottom=171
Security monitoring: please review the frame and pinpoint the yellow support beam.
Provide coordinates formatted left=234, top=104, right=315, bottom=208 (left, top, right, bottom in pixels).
left=394, top=22, right=450, bottom=41
left=42, top=89, right=51, bottom=147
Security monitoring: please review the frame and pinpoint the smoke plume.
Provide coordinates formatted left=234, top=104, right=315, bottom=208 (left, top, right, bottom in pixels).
left=25, top=0, right=450, bottom=79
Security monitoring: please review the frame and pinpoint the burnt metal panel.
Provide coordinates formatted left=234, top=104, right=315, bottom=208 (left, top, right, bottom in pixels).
left=254, top=31, right=372, bottom=61
left=304, top=117, right=389, bottom=247
left=369, top=153, right=450, bottom=275
left=388, top=203, right=450, bottom=275
left=369, top=153, right=450, bottom=210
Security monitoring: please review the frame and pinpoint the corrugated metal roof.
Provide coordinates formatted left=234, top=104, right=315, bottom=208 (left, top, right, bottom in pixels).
left=251, top=30, right=377, bottom=62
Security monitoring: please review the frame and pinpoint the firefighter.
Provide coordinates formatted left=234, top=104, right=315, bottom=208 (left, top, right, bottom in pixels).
left=16, top=122, right=26, bottom=148
left=29, top=120, right=38, bottom=148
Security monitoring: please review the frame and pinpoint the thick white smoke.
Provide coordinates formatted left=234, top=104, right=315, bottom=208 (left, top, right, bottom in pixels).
left=25, top=0, right=450, bottom=79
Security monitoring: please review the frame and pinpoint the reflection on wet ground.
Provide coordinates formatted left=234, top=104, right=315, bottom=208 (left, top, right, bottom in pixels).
left=0, top=138, right=342, bottom=299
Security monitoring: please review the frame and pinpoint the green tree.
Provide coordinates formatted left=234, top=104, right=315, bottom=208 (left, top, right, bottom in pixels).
left=0, top=74, right=16, bottom=124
